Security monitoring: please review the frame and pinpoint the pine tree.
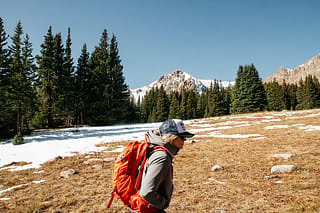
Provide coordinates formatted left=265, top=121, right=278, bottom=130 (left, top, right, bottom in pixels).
left=155, top=85, right=169, bottom=121
left=0, top=17, right=10, bottom=78
left=126, top=97, right=139, bottom=122
left=296, top=75, right=320, bottom=109
left=168, top=92, right=181, bottom=119
left=36, top=26, right=55, bottom=128
left=197, top=89, right=208, bottom=118
left=75, top=43, right=90, bottom=125
left=296, top=78, right=305, bottom=110
left=21, top=34, right=37, bottom=130
left=203, top=83, right=212, bottom=118
left=203, top=80, right=229, bottom=118
left=150, top=107, right=157, bottom=123
left=9, top=21, right=24, bottom=138
left=206, top=82, right=216, bottom=117
left=287, top=83, right=298, bottom=110
left=207, top=80, right=226, bottom=117
left=8, top=21, right=36, bottom=143
left=135, top=96, right=143, bottom=122
left=231, top=64, right=267, bottom=114
left=179, top=89, right=187, bottom=119
left=88, top=29, right=109, bottom=125
left=52, top=33, right=65, bottom=126
left=281, top=81, right=291, bottom=110
left=185, top=89, right=197, bottom=119
left=0, top=17, right=13, bottom=138
left=62, top=27, right=74, bottom=126
left=107, top=34, right=130, bottom=122
left=264, top=80, right=285, bottom=111
left=140, top=89, right=157, bottom=122
left=221, top=83, right=231, bottom=115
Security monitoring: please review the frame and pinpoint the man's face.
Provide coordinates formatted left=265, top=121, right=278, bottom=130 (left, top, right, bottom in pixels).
left=172, top=136, right=186, bottom=149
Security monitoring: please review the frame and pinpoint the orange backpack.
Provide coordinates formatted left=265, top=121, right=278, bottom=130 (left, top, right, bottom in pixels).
left=107, top=140, right=166, bottom=212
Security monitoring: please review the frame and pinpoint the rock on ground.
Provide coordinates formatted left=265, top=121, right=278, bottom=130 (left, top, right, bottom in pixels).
left=271, top=165, right=296, bottom=174
left=211, top=165, right=224, bottom=172
left=60, top=169, right=77, bottom=178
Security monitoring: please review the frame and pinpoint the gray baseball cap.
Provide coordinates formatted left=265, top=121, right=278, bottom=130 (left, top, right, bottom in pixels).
left=159, top=119, right=194, bottom=138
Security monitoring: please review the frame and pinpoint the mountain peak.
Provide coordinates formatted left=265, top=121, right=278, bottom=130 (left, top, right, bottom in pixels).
left=130, top=70, right=233, bottom=103
left=130, top=70, right=206, bottom=102
left=155, top=70, right=206, bottom=92
left=264, top=53, right=320, bottom=84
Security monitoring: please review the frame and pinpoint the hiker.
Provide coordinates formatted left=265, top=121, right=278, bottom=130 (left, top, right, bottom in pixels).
left=129, top=119, right=195, bottom=212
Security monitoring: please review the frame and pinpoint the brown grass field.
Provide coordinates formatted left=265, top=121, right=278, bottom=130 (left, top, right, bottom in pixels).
left=0, top=109, right=320, bottom=212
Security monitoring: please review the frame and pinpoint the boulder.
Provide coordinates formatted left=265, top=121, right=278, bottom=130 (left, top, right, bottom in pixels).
left=211, top=164, right=224, bottom=172
left=271, top=165, right=296, bottom=174
left=60, top=169, right=77, bottom=178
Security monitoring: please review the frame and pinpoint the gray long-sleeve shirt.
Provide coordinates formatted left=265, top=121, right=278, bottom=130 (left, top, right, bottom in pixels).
left=139, top=131, right=174, bottom=210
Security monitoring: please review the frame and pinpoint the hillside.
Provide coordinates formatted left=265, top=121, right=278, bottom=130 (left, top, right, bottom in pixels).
left=264, top=53, right=320, bottom=84
left=1, top=109, right=320, bottom=212
left=130, top=70, right=234, bottom=103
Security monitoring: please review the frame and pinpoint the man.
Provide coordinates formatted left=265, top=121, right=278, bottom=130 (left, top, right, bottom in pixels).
left=129, top=119, right=194, bottom=212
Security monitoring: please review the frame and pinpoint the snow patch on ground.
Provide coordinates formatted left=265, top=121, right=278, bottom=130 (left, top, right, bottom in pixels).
left=1, top=109, right=319, bottom=171
left=0, top=123, right=160, bottom=170
left=264, top=125, right=290, bottom=130
left=208, top=132, right=263, bottom=139
left=0, top=180, right=45, bottom=196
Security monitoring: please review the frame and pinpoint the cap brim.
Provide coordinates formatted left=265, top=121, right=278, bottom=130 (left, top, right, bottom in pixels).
left=178, top=132, right=195, bottom=138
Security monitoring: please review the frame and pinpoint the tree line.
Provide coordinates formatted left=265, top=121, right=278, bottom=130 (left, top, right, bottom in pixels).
left=1, top=18, right=320, bottom=143
left=0, top=18, right=134, bottom=142
left=135, top=80, right=232, bottom=123
left=136, top=64, right=320, bottom=123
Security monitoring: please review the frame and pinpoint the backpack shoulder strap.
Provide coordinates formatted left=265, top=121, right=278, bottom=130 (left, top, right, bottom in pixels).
left=134, top=144, right=167, bottom=190
left=134, top=143, right=151, bottom=190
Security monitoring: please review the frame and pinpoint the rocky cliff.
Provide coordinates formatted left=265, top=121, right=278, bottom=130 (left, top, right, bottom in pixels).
left=264, top=53, right=320, bottom=84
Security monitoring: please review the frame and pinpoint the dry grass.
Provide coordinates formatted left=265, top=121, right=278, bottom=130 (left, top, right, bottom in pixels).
left=1, top=109, right=320, bottom=212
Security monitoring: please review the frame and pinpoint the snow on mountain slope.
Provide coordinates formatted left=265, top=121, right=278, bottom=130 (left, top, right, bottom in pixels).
left=200, top=79, right=234, bottom=88
left=130, top=70, right=234, bottom=103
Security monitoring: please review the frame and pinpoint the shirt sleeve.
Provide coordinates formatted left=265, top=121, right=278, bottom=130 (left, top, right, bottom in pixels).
left=139, top=150, right=171, bottom=210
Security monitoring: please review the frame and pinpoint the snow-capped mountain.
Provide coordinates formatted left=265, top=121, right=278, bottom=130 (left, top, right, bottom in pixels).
left=264, top=53, right=320, bottom=84
left=130, top=70, right=234, bottom=103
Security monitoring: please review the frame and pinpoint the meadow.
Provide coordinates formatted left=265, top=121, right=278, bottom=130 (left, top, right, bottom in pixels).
left=0, top=109, right=320, bottom=212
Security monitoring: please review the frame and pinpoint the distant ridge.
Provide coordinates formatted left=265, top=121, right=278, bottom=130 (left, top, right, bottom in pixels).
left=264, top=53, right=320, bottom=84
left=130, top=53, right=320, bottom=103
left=130, top=70, right=234, bottom=103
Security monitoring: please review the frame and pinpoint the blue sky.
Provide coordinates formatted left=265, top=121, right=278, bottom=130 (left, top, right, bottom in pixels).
left=1, top=0, right=320, bottom=89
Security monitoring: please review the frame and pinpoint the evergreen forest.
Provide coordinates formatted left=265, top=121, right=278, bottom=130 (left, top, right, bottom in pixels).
left=1, top=18, right=320, bottom=143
